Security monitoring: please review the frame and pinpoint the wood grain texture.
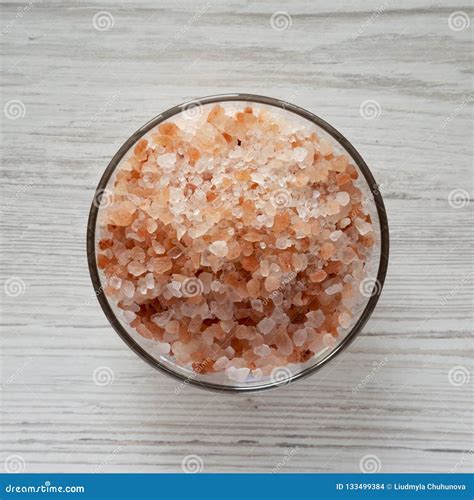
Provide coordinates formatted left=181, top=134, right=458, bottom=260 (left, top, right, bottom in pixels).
left=1, top=0, right=472, bottom=473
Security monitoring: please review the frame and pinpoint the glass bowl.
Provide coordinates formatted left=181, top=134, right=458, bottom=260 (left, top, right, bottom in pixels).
left=87, top=94, right=389, bottom=392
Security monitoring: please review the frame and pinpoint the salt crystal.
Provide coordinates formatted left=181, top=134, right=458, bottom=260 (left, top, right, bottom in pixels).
left=323, top=333, right=337, bottom=347
left=157, top=153, right=177, bottom=169
left=293, top=328, right=307, bottom=346
left=339, top=311, right=352, bottom=328
left=336, top=191, right=350, bottom=206
left=226, top=366, right=250, bottom=382
left=152, top=240, right=165, bottom=254
left=155, top=342, right=171, bottom=355
left=264, top=276, right=280, bottom=292
left=257, top=317, right=276, bottom=334
left=293, top=147, right=308, bottom=162
left=254, top=344, right=272, bottom=357
left=109, top=276, right=122, bottom=289
left=354, top=217, right=372, bottom=235
left=276, top=237, right=292, bottom=249
left=128, top=261, right=146, bottom=276
left=329, top=230, right=343, bottom=241
left=214, top=356, right=230, bottom=371
left=306, top=310, right=325, bottom=328
left=121, top=280, right=135, bottom=298
left=260, top=260, right=270, bottom=277
left=145, top=273, right=155, bottom=289
left=209, top=240, right=228, bottom=257
left=123, top=310, right=136, bottom=323
left=325, top=283, right=343, bottom=295
left=146, top=219, right=158, bottom=233
left=340, top=217, right=351, bottom=228
left=151, top=310, right=173, bottom=327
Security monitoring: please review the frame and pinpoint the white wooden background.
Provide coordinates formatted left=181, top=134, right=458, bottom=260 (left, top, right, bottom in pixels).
left=1, top=0, right=472, bottom=474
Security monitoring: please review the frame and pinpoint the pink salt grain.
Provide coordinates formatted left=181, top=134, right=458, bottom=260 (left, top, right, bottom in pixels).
left=209, top=240, right=228, bottom=257
left=264, top=276, right=280, bottom=292
left=97, top=102, right=375, bottom=382
left=257, top=317, right=276, bottom=335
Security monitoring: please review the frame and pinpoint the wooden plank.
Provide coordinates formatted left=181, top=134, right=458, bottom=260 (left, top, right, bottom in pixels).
left=1, top=0, right=472, bottom=473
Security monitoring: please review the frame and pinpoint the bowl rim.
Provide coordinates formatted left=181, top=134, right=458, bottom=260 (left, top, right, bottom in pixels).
left=86, top=93, right=390, bottom=393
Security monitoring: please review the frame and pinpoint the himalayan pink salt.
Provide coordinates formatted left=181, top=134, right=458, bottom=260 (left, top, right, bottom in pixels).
left=214, top=356, right=230, bottom=371
left=121, top=280, right=135, bottom=298
left=123, top=310, right=136, bottom=323
left=325, top=283, right=343, bottom=295
left=336, top=191, right=350, bottom=206
left=209, top=240, right=228, bottom=257
left=264, top=276, right=280, bottom=292
left=246, top=278, right=261, bottom=298
left=275, top=331, right=293, bottom=356
left=339, top=311, right=352, bottom=329
left=128, top=261, right=146, bottom=276
left=155, top=342, right=171, bottom=355
left=306, top=310, right=325, bottom=328
left=309, top=270, right=327, bottom=283
left=146, top=218, right=158, bottom=233
left=226, top=366, right=250, bottom=382
left=96, top=102, right=375, bottom=382
left=354, top=217, right=372, bottom=236
left=151, top=257, right=172, bottom=273
left=254, top=344, right=272, bottom=357
left=293, top=328, right=307, bottom=347
left=257, top=317, right=276, bottom=335
left=323, top=333, right=337, bottom=348
left=320, top=242, right=336, bottom=260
